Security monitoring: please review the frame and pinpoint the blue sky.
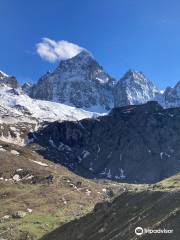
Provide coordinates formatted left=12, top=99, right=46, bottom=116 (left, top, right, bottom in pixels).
left=0, top=0, right=180, bottom=89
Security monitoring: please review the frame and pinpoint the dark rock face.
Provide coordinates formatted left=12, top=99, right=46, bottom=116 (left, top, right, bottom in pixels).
left=0, top=70, right=19, bottom=88
left=30, top=51, right=115, bottom=111
left=31, top=101, right=180, bottom=183
left=0, top=75, right=19, bottom=88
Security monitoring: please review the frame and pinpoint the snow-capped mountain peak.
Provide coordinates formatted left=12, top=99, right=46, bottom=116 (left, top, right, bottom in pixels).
left=0, top=70, right=9, bottom=78
left=30, top=50, right=114, bottom=112
left=20, top=47, right=180, bottom=111
left=62, top=49, right=94, bottom=64
left=114, top=70, right=159, bottom=107
left=53, top=49, right=111, bottom=84
left=157, top=81, right=180, bottom=108
left=120, top=69, right=154, bottom=86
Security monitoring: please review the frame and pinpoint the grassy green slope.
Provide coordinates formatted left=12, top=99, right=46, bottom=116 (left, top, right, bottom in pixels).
left=41, top=174, right=180, bottom=240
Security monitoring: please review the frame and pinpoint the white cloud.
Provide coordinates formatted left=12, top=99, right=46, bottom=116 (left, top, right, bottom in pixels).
left=36, top=38, right=85, bottom=62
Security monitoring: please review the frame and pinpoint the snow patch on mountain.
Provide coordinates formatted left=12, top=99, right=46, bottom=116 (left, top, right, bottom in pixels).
left=0, top=85, right=98, bottom=123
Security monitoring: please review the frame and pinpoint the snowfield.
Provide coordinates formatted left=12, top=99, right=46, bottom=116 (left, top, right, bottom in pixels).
left=0, top=85, right=98, bottom=123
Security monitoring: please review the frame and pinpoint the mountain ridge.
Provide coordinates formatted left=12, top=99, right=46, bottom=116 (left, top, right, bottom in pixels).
left=18, top=51, right=180, bottom=110
left=2, top=50, right=180, bottom=111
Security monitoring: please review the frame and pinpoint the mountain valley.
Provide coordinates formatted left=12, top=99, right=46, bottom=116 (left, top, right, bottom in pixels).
left=0, top=50, right=180, bottom=240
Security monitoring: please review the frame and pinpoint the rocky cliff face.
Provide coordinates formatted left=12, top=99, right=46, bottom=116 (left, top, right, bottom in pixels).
left=0, top=70, right=19, bottom=88
left=22, top=82, right=33, bottom=95
left=30, top=51, right=115, bottom=112
left=31, top=101, right=180, bottom=184
left=114, top=70, right=159, bottom=107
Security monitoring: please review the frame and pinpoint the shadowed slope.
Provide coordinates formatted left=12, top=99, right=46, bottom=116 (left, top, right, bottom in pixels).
left=41, top=174, right=180, bottom=240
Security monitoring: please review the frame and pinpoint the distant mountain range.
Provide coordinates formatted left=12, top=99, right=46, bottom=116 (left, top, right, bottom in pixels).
left=18, top=50, right=180, bottom=111
left=2, top=50, right=180, bottom=112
